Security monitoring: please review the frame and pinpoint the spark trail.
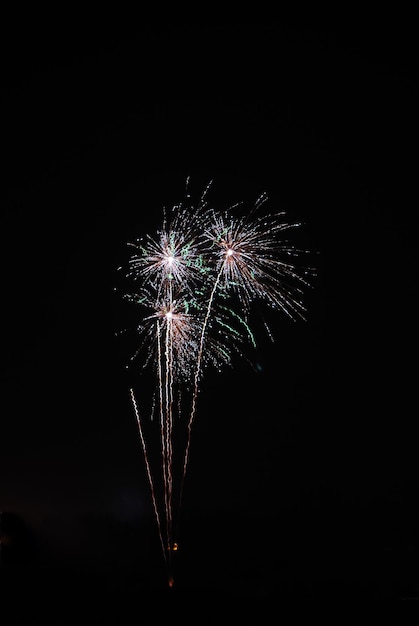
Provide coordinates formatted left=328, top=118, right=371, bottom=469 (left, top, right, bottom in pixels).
left=129, top=387, right=166, bottom=562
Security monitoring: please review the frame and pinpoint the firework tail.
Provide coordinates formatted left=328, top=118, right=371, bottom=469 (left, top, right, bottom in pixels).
left=129, top=388, right=167, bottom=565
left=178, top=263, right=225, bottom=511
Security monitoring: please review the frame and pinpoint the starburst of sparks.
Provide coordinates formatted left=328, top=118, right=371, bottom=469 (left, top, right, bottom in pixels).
left=117, top=179, right=315, bottom=586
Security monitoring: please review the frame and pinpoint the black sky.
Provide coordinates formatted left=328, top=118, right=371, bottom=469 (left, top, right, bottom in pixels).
left=1, top=18, right=418, bottom=617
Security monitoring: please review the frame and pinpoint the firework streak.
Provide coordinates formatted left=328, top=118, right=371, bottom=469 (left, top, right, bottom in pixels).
left=119, top=180, right=314, bottom=584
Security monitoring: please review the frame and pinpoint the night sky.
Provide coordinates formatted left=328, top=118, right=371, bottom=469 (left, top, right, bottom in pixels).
left=1, top=18, right=418, bottom=622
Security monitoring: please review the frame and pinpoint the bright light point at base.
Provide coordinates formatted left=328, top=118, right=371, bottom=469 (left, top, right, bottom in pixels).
left=166, top=311, right=173, bottom=320
left=167, top=255, right=174, bottom=265
left=226, top=248, right=234, bottom=256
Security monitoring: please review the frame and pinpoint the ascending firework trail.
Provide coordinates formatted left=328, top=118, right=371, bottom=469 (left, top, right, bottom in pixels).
left=117, top=179, right=314, bottom=586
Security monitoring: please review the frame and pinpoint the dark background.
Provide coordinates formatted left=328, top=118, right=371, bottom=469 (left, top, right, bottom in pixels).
left=1, top=17, right=418, bottom=623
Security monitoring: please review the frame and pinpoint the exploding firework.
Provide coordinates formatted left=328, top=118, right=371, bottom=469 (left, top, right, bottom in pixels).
left=117, top=179, right=314, bottom=586
left=204, top=194, right=311, bottom=319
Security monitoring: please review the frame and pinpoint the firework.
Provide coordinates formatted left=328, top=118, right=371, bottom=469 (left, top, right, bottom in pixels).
left=118, top=180, right=314, bottom=585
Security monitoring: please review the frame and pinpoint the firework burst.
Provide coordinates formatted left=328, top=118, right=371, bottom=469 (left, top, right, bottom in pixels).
left=117, top=180, right=314, bottom=586
left=204, top=193, right=311, bottom=319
